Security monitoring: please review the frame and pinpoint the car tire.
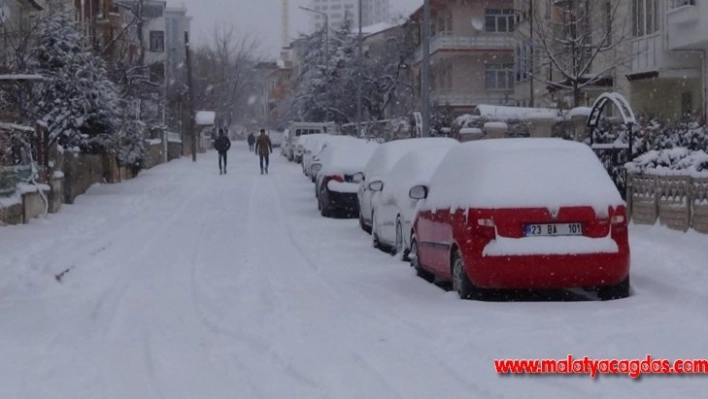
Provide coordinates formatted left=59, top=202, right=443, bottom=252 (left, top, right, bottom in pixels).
left=393, top=218, right=405, bottom=258
left=372, top=213, right=381, bottom=249
left=597, top=276, right=630, bottom=301
left=410, top=239, right=432, bottom=281
left=359, top=212, right=372, bottom=234
left=451, top=248, right=483, bottom=300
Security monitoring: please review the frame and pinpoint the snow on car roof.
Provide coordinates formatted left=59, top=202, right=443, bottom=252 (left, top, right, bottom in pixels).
left=382, top=143, right=458, bottom=202
left=423, top=138, right=624, bottom=216
left=320, top=139, right=379, bottom=176
left=364, top=138, right=458, bottom=180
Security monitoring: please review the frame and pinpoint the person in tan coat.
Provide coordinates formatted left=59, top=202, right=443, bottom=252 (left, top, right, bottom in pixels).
left=255, top=129, right=273, bottom=174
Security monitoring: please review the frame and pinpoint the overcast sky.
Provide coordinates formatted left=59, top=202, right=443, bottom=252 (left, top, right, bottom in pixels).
left=178, top=0, right=421, bottom=59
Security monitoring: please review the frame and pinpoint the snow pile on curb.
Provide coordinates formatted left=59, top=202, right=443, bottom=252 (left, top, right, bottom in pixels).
left=626, top=148, right=708, bottom=178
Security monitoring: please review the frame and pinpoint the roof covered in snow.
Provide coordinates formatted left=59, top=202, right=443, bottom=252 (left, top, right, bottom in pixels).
left=362, top=22, right=397, bottom=37
left=475, top=105, right=560, bottom=120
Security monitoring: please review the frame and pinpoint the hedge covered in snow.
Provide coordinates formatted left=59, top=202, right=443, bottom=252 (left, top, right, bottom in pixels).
left=625, top=149, right=708, bottom=177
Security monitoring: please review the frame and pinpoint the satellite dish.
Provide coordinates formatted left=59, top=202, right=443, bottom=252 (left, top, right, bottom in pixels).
left=471, top=17, right=484, bottom=31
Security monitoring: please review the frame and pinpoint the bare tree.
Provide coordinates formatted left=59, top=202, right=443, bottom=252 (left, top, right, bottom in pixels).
left=192, top=24, right=262, bottom=127
left=521, top=0, right=633, bottom=108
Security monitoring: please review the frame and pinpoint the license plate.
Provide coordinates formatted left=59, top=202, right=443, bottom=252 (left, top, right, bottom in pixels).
left=525, top=223, right=583, bottom=237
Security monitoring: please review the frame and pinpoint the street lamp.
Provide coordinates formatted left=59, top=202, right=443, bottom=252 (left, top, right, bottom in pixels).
left=300, top=6, right=330, bottom=121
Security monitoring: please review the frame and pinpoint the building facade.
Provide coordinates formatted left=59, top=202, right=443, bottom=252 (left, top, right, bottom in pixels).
left=309, top=0, right=389, bottom=31
left=164, top=6, right=190, bottom=85
left=410, top=0, right=516, bottom=114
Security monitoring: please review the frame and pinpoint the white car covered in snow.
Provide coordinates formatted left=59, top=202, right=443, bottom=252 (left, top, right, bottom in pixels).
left=357, top=138, right=459, bottom=234
left=302, top=135, right=332, bottom=180
left=368, top=142, right=458, bottom=258
left=314, top=138, right=378, bottom=217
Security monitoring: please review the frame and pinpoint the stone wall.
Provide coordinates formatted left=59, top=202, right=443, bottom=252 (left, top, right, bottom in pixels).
left=59, top=152, right=109, bottom=204
left=167, top=142, right=182, bottom=161
left=143, top=142, right=164, bottom=170
left=627, top=173, right=708, bottom=234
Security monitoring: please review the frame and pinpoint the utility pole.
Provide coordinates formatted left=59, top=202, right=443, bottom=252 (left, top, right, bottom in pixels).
left=421, top=0, right=431, bottom=137
left=529, top=0, right=534, bottom=107
left=299, top=7, right=329, bottom=121
left=356, top=0, right=363, bottom=137
left=185, top=31, right=197, bottom=162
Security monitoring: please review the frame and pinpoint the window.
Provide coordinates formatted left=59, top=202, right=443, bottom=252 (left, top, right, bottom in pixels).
left=671, top=0, right=696, bottom=8
left=149, top=31, right=165, bottom=52
left=485, top=63, right=514, bottom=90
left=633, top=0, right=660, bottom=37
left=515, top=43, right=531, bottom=82
left=485, top=9, right=515, bottom=33
left=150, top=62, right=165, bottom=83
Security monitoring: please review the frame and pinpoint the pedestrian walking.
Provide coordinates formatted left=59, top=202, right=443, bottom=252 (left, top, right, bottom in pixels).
left=214, top=128, right=231, bottom=175
left=247, top=132, right=255, bottom=152
left=254, top=129, right=272, bottom=175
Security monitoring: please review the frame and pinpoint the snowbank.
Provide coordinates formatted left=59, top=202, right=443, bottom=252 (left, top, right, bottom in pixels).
left=423, top=139, right=624, bottom=216
left=483, top=235, right=619, bottom=257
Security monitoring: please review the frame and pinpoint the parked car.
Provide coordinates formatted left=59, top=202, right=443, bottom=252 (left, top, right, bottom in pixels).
left=314, top=139, right=378, bottom=217
left=270, top=131, right=285, bottom=148
left=358, top=138, right=459, bottom=234
left=302, top=134, right=331, bottom=179
left=281, top=129, right=291, bottom=157
left=368, top=142, right=458, bottom=258
left=409, top=138, right=630, bottom=300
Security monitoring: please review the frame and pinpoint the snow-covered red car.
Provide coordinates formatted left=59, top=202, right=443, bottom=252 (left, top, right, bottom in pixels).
left=368, top=142, right=458, bottom=258
left=314, top=138, right=378, bottom=218
left=409, top=139, right=630, bottom=300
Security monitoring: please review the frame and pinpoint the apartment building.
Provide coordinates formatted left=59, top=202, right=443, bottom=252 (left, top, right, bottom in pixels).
left=309, top=0, right=389, bottom=31
left=628, top=0, right=705, bottom=119
left=513, top=0, right=630, bottom=109
left=165, top=6, right=190, bottom=84
left=410, top=0, right=516, bottom=114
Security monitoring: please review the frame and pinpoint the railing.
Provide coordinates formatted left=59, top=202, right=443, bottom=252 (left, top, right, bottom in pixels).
left=414, top=31, right=515, bottom=62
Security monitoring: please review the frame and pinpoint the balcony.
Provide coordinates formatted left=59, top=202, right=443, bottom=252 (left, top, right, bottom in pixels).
left=430, top=91, right=514, bottom=108
left=666, top=1, right=708, bottom=50
left=630, top=34, right=701, bottom=78
left=414, top=31, right=515, bottom=63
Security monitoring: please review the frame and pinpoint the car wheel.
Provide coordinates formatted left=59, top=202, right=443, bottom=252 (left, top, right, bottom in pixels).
left=597, top=276, right=630, bottom=301
left=410, top=239, right=432, bottom=281
left=393, top=219, right=404, bottom=257
left=451, top=248, right=483, bottom=300
left=372, top=213, right=381, bottom=249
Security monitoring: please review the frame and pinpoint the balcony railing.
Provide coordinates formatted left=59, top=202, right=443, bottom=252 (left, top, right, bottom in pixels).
left=414, top=31, right=515, bottom=62
left=670, top=0, right=696, bottom=9
left=430, top=91, right=514, bottom=107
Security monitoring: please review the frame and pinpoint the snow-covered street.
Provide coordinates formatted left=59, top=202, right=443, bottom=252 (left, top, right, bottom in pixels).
left=1, top=145, right=707, bottom=398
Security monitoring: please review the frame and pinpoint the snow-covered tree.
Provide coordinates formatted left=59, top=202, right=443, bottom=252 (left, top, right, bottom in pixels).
left=521, top=0, right=632, bottom=107
left=28, top=9, right=120, bottom=151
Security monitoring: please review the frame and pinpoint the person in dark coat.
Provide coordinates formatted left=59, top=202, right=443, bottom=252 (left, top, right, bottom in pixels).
left=214, top=128, right=232, bottom=174
left=247, top=132, right=256, bottom=152
left=254, top=129, right=272, bottom=175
